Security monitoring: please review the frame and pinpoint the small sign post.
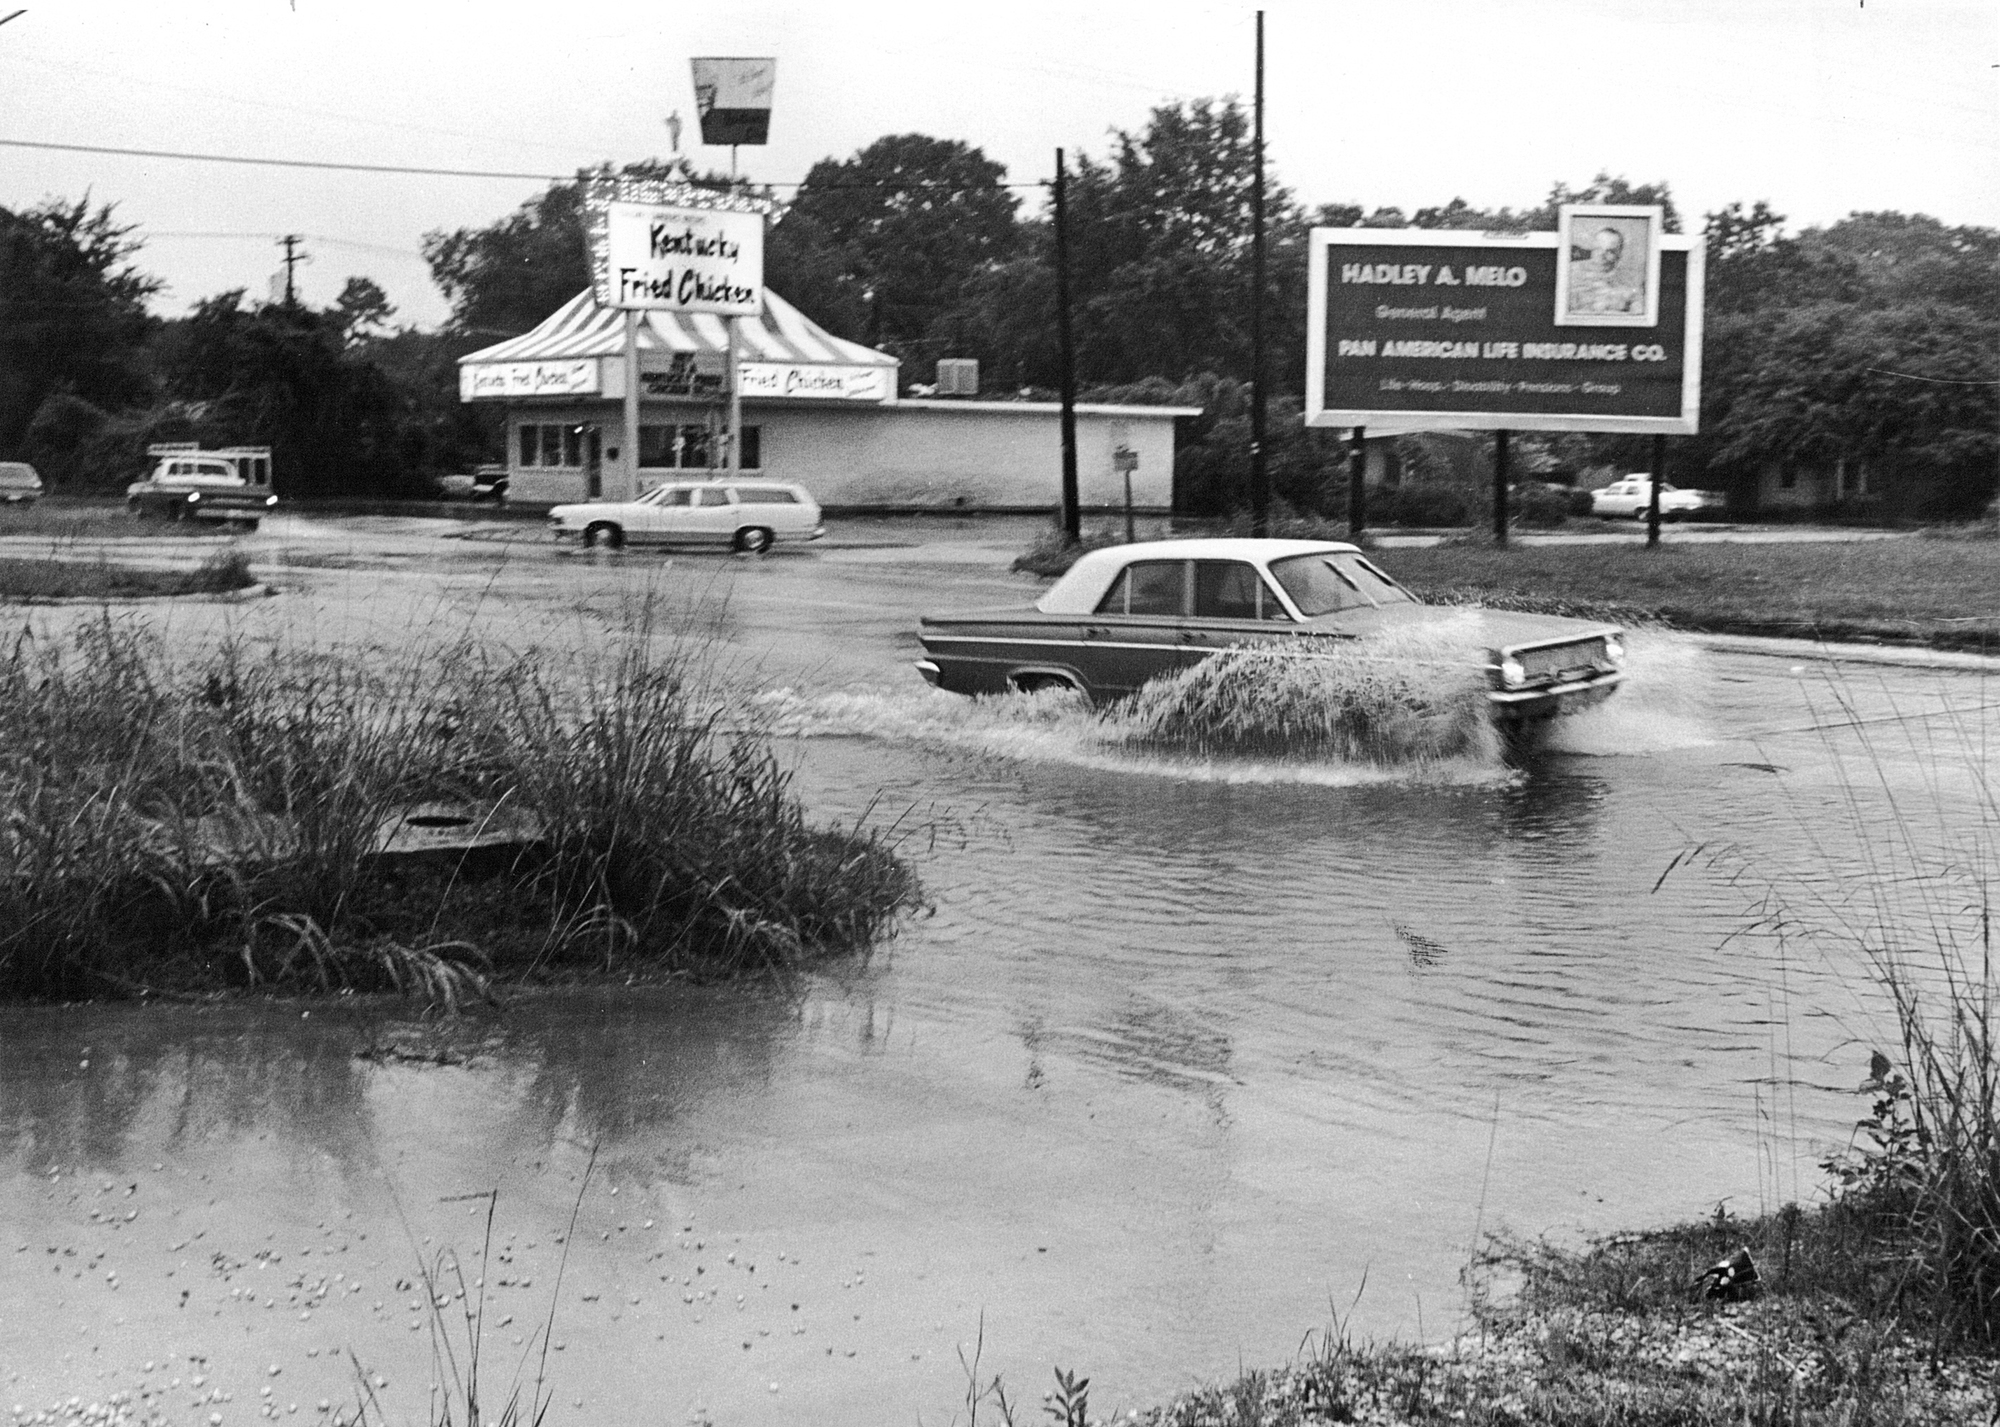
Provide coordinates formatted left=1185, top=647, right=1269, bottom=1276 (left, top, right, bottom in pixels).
left=1114, top=445, right=1139, bottom=543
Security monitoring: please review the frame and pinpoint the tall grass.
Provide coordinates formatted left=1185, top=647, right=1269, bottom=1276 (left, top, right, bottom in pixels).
left=1659, top=666, right=2000, bottom=1349
left=0, top=615, right=921, bottom=1001
left=1108, top=622, right=1499, bottom=765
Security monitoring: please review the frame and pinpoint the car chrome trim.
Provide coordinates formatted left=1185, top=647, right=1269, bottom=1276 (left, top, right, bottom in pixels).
left=1487, top=671, right=1624, bottom=705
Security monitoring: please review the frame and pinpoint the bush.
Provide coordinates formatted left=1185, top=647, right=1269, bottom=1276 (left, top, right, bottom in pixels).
left=0, top=617, right=922, bottom=1001
left=1512, top=483, right=1571, bottom=528
left=1368, top=483, right=1471, bottom=528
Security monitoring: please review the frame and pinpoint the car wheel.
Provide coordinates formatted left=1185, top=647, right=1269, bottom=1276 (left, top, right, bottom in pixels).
left=583, top=522, right=623, bottom=550
left=1012, top=672, right=1084, bottom=698
left=734, top=526, right=775, bottom=554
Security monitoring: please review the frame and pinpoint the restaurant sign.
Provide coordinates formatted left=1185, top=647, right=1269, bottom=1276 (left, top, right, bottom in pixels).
left=738, top=362, right=893, bottom=402
left=458, top=359, right=600, bottom=402
left=1305, top=212, right=1704, bottom=434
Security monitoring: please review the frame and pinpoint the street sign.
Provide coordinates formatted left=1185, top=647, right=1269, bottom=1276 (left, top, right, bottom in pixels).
left=691, top=57, right=776, bottom=145
left=1305, top=216, right=1704, bottom=434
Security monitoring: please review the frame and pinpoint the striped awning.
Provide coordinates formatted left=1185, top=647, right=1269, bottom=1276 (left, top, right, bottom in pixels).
left=461, top=289, right=898, bottom=369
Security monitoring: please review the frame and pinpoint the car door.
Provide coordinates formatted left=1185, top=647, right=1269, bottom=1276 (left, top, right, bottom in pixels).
left=684, top=485, right=738, bottom=543
left=631, top=485, right=692, bottom=542
left=1070, top=559, right=1202, bottom=698
left=1179, top=560, right=1294, bottom=657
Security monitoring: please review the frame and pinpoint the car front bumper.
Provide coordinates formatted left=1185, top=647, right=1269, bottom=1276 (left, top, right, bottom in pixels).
left=1488, top=671, right=1624, bottom=722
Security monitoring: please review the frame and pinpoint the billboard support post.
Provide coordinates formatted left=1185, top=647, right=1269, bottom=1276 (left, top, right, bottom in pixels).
left=620, top=310, right=640, bottom=504
left=1347, top=427, right=1367, bottom=540
left=1493, top=430, right=1510, bottom=547
left=1647, top=433, right=1666, bottom=548
left=1053, top=148, right=1080, bottom=543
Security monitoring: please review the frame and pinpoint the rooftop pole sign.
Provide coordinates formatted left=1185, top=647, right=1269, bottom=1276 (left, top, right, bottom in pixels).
left=585, top=174, right=770, bottom=317
left=1305, top=206, right=1704, bottom=434
left=691, top=57, right=776, bottom=146
left=583, top=174, right=782, bottom=503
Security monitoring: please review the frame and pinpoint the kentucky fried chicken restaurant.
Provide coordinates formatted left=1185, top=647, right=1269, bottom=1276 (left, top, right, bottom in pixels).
left=456, top=288, right=1191, bottom=512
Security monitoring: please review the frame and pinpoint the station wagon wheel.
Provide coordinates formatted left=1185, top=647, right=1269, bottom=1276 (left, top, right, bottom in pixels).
left=734, top=526, right=774, bottom=554
left=583, top=521, right=624, bottom=550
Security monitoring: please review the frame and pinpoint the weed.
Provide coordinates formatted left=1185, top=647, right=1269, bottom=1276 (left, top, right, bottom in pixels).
left=0, top=616, right=921, bottom=1001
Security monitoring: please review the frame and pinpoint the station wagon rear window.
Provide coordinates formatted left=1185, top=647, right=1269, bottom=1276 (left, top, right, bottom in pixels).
left=734, top=488, right=800, bottom=504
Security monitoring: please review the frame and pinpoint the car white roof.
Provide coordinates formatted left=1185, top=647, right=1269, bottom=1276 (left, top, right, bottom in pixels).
left=1036, top=538, right=1360, bottom=614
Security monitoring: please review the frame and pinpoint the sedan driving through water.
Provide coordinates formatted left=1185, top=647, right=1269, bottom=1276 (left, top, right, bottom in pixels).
left=917, top=538, right=1626, bottom=732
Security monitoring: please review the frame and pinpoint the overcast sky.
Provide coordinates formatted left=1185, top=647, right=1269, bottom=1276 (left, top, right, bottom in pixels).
left=3, top=0, right=1993, bottom=330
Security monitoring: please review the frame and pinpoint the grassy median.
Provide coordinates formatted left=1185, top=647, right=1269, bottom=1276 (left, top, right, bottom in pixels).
left=0, top=549, right=256, bottom=600
left=1374, top=537, right=2000, bottom=652
left=0, top=615, right=922, bottom=1004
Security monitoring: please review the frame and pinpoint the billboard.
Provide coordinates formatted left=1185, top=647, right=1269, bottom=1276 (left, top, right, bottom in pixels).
left=1306, top=213, right=1704, bottom=434
left=691, top=57, right=776, bottom=145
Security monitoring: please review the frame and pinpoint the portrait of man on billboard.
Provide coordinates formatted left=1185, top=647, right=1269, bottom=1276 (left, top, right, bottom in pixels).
left=1555, top=205, right=1662, bottom=327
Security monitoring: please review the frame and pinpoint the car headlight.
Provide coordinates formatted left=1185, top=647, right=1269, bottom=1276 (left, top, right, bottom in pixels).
left=1602, top=633, right=1625, bottom=665
left=1498, top=656, right=1527, bottom=689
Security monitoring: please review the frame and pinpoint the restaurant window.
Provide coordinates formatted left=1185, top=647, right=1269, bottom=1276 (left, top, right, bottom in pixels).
left=638, top=423, right=761, bottom=470
left=518, top=423, right=587, bottom=468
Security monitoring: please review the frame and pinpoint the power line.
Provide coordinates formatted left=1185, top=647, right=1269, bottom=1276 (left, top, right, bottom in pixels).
left=0, top=136, right=1055, bottom=190
left=0, top=137, right=574, bottom=182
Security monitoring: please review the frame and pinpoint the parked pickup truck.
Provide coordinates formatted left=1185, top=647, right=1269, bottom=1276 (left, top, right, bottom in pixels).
left=128, top=444, right=278, bottom=528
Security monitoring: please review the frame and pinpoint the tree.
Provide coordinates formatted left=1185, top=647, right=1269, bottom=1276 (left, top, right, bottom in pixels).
left=332, top=277, right=396, bottom=345
left=769, top=134, right=1021, bottom=366
left=424, top=181, right=592, bottom=339
left=155, top=291, right=420, bottom=498
left=0, top=197, right=160, bottom=455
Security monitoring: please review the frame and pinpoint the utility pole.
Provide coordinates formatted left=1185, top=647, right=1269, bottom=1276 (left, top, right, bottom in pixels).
left=1249, top=9, right=1268, bottom=537
left=1493, top=430, right=1511, bottom=547
left=277, top=234, right=305, bottom=307
left=1053, top=148, right=1080, bottom=543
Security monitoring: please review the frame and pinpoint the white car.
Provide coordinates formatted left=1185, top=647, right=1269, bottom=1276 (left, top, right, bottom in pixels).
left=1589, top=476, right=1727, bottom=520
left=549, top=480, right=825, bottom=553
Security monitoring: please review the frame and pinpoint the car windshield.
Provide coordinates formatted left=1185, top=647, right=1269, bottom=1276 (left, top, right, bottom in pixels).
left=1268, top=553, right=1416, bottom=616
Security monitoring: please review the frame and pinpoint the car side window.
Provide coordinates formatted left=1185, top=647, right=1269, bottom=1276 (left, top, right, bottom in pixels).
left=1193, top=561, right=1286, bottom=620
left=1095, top=560, right=1186, bottom=616
left=695, top=487, right=732, bottom=507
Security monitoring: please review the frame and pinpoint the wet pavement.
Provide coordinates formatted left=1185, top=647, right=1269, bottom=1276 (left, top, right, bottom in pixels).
left=2, top=514, right=1993, bottom=1425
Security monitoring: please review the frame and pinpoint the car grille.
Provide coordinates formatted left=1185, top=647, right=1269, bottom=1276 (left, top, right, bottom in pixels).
left=1516, top=638, right=1606, bottom=684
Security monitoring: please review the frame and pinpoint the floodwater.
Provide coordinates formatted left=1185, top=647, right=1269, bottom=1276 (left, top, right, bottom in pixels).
left=1, top=516, right=1994, bottom=1425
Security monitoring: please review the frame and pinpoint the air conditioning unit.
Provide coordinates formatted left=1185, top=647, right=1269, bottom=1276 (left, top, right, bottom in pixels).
left=936, top=358, right=979, bottom=397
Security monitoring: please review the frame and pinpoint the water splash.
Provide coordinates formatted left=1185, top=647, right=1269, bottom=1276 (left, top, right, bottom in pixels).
left=1541, top=630, right=1719, bottom=756
left=753, top=617, right=1511, bottom=787
left=1111, top=616, right=1499, bottom=766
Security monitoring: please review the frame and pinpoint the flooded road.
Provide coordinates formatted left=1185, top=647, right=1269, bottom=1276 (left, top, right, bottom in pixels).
left=2, top=516, right=1994, bottom=1425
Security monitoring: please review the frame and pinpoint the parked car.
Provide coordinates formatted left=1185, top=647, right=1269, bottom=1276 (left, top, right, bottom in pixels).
left=127, top=444, right=277, bottom=528
left=916, top=538, right=1626, bottom=727
left=470, top=464, right=510, bottom=502
left=548, top=480, right=824, bottom=553
left=1589, top=476, right=1726, bottom=520
left=0, top=461, right=43, bottom=504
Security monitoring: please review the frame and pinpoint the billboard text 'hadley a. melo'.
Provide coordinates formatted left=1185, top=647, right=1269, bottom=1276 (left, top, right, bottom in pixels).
left=1306, top=225, right=1704, bottom=434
